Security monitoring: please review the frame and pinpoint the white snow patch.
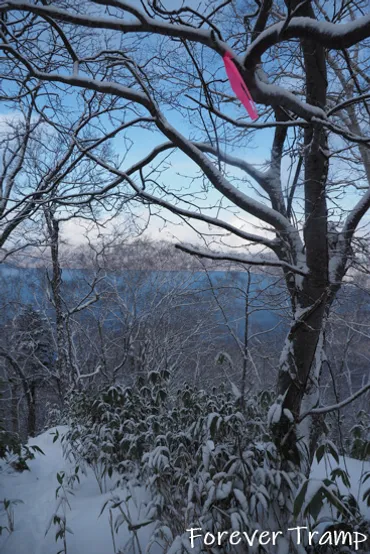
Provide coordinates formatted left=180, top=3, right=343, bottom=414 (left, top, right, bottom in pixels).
left=0, top=427, right=161, bottom=554
left=1, top=429, right=370, bottom=554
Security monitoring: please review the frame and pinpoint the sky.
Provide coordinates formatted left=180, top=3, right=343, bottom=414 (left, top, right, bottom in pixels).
left=54, top=0, right=276, bottom=250
left=1, top=0, right=369, bottom=257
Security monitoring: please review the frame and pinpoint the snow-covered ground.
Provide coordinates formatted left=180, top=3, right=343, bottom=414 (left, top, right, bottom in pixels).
left=0, top=427, right=369, bottom=554
left=312, top=453, right=370, bottom=515
left=0, top=427, right=160, bottom=554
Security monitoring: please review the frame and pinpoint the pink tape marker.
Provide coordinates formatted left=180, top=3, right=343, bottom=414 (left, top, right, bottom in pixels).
left=223, top=52, right=258, bottom=121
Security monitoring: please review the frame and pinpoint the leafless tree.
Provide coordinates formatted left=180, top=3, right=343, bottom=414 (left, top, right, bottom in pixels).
left=1, top=0, right=370, bottom=470
left=0, top=82, right=137, bottom=261
left=0, top=305, right=53, bottom=437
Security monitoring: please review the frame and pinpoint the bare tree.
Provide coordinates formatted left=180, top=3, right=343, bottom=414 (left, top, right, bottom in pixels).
left=0, top=82, right=136, bottom=261
left=1, top=0, right=370, bottom=470
left=0, top=306, right=53, bottom=437
left=66, top=251, right=222, bottom=387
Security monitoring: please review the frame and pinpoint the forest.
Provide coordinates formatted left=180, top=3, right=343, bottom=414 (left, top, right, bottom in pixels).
left=1, top=1, right=370, bottom=553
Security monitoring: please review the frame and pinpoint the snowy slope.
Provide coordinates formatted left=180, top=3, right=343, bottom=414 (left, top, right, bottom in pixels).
left=308, top=453, right=370, bottom=538
left=1, top=428, right=369, bottom=554
left=0, top=427, right=160, bottom=554
left=312, top=454, right=370, bottom=514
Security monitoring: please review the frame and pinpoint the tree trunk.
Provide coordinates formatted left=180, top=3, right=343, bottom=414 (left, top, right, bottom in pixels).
left=11, top=384, right=19, bottom=434
left=45, top=209, right=68, bottom=393
left=240, top=269, right=251, bottom=410
left=276, top=0, right=329, bottom=472
left=27, top=382, right=36, bottom=438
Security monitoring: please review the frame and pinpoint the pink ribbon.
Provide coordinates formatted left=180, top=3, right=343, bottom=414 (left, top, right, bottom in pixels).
left=223, top=52, right=258, bottom=121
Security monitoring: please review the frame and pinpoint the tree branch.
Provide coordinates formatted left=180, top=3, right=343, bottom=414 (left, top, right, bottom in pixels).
left=299, top=381, right=370, bottom=420
left=175, top=244, right=308, bottom=276
left=244, top=14, right=370, bottom=68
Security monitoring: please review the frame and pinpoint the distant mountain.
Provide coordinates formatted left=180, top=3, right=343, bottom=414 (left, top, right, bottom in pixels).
left=1, top=264, right=367, bottom=340
left=0, top=264, right=283, bottom=335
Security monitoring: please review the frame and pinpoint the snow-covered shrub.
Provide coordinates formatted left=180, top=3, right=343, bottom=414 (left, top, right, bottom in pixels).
left=0, top=381, right=44, bottom=471
left=140, top=387, right=306, bottom=553
left=350, top=412, right=370, bottom=521
left=61, top=373, right=304, bottom=551
left=59, top=373, right=370, bottom=553
left=348, top=411, right=370, bottom=461
left=0, top=427, right=20, bottom=461
left=295, top=440, right=370, bottom=553
left=62, top=369, right=174, bottom=479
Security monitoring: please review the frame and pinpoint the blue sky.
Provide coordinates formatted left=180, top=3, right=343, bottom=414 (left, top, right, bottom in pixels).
left=1, top=1, right=369, bottom=253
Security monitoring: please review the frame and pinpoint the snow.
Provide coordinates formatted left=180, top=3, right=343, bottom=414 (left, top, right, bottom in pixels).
left=267, top=402, right=282, bottom=426
left=0, top=427, right=161, bottom=554
left=311, top=454, right=369, bottom=514
left=245, top=14, right=370, bottom=64
left=31, top=70, right=150, bottom=108
left=255, top=78, right=326, bottom=121
left=306, top=454, right=370, bottom=544
left=1, top=428, right=370, bottom=554
left=156, top=115, right=298, bottom=236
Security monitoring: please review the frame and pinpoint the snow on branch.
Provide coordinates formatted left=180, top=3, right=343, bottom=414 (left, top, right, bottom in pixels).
left=0, top=45, right=296, bottom=236
left=0, top=9, right=305, bottom=251
left=175, top=244, right=308, bottom=276
left=125, top=140, right=268, bottom=189
left=189, top=93, right=370, bottom=143
left=195, top=142, right=267, bottom=187
left=0, top=1, right=229, bottom=53
left=299, top=381, right=370, bottom=421
left=0, top=44, right=154, bottom=112
left=327, top=93, right=370, bottom=116
left=251, top=77, right=327, bottom=121
left=244, top=14, right=370, bottom=68
left=196, top=141, right=286, bottom=215
left=155, top=116, right=300, bottom=239
left=187, top=58, right=327, bottom=121
left=186, top=96, right=309, bottom=129
left=76, top=144, right=278, bottom=250
left=125, top=143, right=176, bottom=175
left=3, top=3, right=361, bottom=123
left=340, top=188, right=370, bottom=264
left=6, top=2, right=369, bottom=67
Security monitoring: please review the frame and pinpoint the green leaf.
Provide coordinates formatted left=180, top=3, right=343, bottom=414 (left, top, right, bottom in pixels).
left=293, top=479, right=309, bottom=518
left=98, top=499, right=110, bottom=517
left=326, top=441, right=339, bottom=464
left=331, top=468, right=350, bottom=488
left=57, top=472, right=64, bottom=485
left=361, top=472, right=370, bottom=484
left=30, top=445, right=45, bottom=455
left=128, top=520, right=153, bottom=531
left=363, top=487, right=370, bottom=506
left=322, top=486, right=351, bottom=518
left=305, top=490, right=323, bottom=521
left=316, top=444, right=325, bottom=464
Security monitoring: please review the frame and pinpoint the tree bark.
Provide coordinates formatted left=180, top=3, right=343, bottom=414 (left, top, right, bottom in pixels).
left=26, top=382, right=36, bottom=438
left=45, top=209, right=68, bottom=393
left=11, top=384, right=19, bottom=434
left=276, top=0, right=329, bottom=471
